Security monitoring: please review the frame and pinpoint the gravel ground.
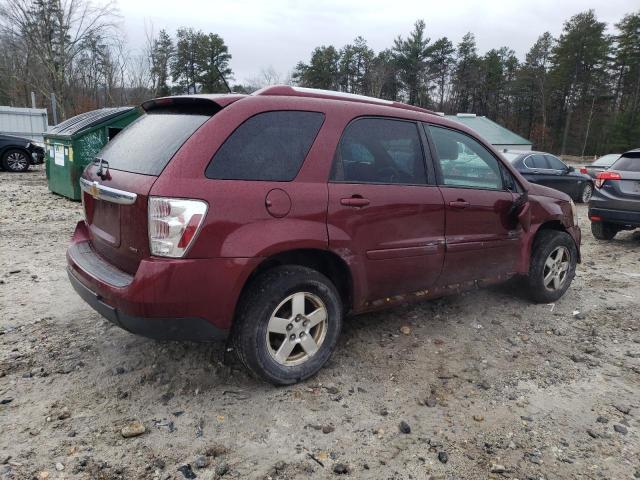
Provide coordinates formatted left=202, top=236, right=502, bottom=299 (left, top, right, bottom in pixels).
left=1, top=168, right=639, bottom=480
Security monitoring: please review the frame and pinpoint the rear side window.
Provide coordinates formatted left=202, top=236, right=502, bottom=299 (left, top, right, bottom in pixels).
left=205, top=111, right=324, bottom=181
left=99, top=113, right=209, bottom=175
left=545, top=155, right=566, bottom=170
left=331, top=118, right=427, bottom=185
left=524, top=154, right=549, bottom=169
left=612, top=155, right=640, bottom=172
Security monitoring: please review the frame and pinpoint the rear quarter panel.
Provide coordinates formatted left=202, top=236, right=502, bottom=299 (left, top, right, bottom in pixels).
left=150, top=96, right=351, bottom=259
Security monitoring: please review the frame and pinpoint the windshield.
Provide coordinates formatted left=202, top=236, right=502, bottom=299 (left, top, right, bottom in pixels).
left=612, top=155, right=640, bottom=172
left=593, top=154, right=620, bottom=166
left=97, top=113, right=209, bottom=175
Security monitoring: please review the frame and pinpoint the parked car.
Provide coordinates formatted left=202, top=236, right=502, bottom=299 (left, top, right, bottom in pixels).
left=583, top=153, right=621, bottom=178
left=503, top=150, right=593, bottom=203
left=67, top=86, right=581, bottom=384
left=589, top=149, right=640, bottom=240
left=0, top=134, right=45, bottom=172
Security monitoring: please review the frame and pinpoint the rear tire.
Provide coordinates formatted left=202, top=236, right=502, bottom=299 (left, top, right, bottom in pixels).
left=591, top=221, right=617, bottom=240
left=231, top=265, right=343, bottom=385
left=527, top=230, right=577, bottom=303
left=1, top=149, right=30, bottom=172
left=578, top=182, right=593, bottom=203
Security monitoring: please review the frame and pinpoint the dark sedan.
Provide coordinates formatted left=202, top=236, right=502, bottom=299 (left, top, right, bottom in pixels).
left=0, top=134, right=45, bottom=172
left=583, top=153, right=621, bottom=178
left=589, top=149, right=640, bottom=240
left=503, top=150, right=594, bottom=203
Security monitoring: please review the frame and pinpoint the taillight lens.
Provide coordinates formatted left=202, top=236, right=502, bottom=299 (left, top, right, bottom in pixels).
left=148, top=197, right=208, bottom=257
left=595, top=171, right=621, bottom=188
left=580, top=167, right=588, bottom=174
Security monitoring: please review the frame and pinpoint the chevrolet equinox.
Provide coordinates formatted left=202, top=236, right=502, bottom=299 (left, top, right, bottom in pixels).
left=67, top=86, right=581, bottom=384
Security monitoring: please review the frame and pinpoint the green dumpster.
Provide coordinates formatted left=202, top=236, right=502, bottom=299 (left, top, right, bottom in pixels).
left=45, top=107, right=140, bottom=200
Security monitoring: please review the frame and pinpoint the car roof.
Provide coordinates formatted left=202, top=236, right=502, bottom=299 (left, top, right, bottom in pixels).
left=0, top=133, right=29, bottom=142
left=621, top=148, right=640, bottom=157
left=147, top=86, right=482, bottom=138
left=251, top=85, right=439, bottom=115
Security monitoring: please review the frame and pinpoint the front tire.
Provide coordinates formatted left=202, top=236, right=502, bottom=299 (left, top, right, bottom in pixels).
left=231, top=265, right=343, bottom=385
left=1, top=149, right=30, bottom=172
left=527, top=230, right=577, bottom=303
left=591, top=221, right=617, bottom=240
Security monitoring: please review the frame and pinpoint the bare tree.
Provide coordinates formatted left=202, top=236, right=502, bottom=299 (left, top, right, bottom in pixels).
left=0, top=0, right=120, bottom=119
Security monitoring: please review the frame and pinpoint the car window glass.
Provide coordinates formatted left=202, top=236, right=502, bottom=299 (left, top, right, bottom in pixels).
left=206, top=111, right=324, bottom=181
left=545, top=155, right=566, bottom=170
left=428, top=125, right=503, bottom=190
left=612, top=155, right=640, bottom=172
left=99, top=113, right=209, bottom=175
left=331, top=118, right=427, bottom=185
left=524, top=154, right=548, bottom=169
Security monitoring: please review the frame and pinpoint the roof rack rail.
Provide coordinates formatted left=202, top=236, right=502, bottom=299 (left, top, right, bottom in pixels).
left=252, top=85, right=437, bottom=115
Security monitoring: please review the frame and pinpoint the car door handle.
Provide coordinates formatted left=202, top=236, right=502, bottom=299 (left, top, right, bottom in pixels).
left=448, top=200, right=470, bottom=209
left=340, top=196, right=370, bottom=208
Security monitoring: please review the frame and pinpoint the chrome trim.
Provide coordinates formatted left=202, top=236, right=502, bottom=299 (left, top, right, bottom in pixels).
left=79, top=177, right=137, bottom=205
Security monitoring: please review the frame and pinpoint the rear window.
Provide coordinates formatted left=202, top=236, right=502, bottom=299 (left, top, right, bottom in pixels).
left=98, top=113, right=209, bottom=175
left=593, top=154, right=619, bottom=166
left=205, top=111, right=324, bottom=181
left=612, top=155, right=640, bottom=172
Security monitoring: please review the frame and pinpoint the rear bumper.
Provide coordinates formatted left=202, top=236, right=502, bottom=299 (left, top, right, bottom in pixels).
left=67, top=221, right=261, bottom=340
left=588, top=207, right=640, bottom=227
left=67, top=267, right=225, bottom=340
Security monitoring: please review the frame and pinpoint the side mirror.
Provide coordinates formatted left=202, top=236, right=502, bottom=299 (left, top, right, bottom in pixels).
left=567, top=165, right=575, bottom=173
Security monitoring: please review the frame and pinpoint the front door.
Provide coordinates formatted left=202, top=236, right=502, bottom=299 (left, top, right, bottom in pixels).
left=426, top=124, right=521, bottom=285
left=327, top=117, right=445, bottom=304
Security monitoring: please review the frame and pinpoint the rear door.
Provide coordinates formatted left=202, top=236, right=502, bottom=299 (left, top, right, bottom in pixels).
left=327, top=117, right=445, bottom=302
left=426, top=124, right=521, bottom=285
left=81, top=103, right=219, bottom=274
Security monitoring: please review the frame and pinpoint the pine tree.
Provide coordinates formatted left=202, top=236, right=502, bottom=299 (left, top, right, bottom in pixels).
left=452, top=32, right=480, bottom=113
left=427, top=37, right=455, bottom=111
left=392, top=19, right=430, bottom=106
left=549, top=10, right=611, bottom=154
left=199, top=33, right=232, bottom=93
left=150, top=29, right=174, bottom=97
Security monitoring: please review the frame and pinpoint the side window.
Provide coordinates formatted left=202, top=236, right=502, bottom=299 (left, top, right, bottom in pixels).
left=545, top=155, right=567, bottom=171
left=331, top=118, right=427, bottom=185
left=525, top=154, right=549, bottom=169
left=428, top=125, right=503, bottom=190
left=205, top=111, right=324, bottom=181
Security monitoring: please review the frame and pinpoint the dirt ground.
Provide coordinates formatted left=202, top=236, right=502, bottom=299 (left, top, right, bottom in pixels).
left=1, top=168, right=639, bottom=480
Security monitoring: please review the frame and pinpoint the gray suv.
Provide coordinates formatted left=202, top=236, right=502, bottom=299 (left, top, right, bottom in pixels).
left=589, top=149, right=640, bottom=239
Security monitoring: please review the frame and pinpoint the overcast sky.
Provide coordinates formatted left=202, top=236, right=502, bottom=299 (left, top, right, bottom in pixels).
left=118, top=0, right=637, bottom=84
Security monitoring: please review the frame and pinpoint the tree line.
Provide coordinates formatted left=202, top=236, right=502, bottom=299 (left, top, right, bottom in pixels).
left=0, top=0, right=638, bottom=156
left=292, top=11, right=640, bottom=156
left=0, top=0, right=235, bottom=121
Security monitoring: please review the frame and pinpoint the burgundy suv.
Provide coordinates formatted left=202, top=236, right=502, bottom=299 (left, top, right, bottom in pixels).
left=67, top=86, right=581, bottom=384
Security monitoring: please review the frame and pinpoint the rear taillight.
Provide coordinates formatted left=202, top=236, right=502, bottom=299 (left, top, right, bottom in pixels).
left=580, top=167, right=588, bottom=174
left=148, top=197, right=208, bottom=258
left=595, top=171, right=621, bottom=188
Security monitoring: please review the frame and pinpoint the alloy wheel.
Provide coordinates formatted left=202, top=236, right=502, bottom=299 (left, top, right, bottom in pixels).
left=266, top=292, right=328, bottom=366
left=581, top=183, right=593, bottom=203
left=543, top=246, right=570, bottom=291
left=6, top=151, right=28, bottom=171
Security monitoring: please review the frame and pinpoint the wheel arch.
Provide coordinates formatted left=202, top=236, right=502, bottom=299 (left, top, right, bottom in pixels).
left=528, top=219, right=580, bottom=265
left=1, top=146, right=32, bottom=168
left=238, top=248, right=354, bottom=315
